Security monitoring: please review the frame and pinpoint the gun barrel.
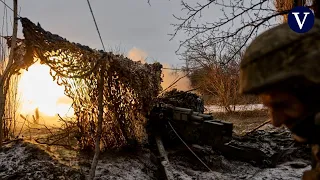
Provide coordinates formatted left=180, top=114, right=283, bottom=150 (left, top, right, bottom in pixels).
left=173, top=107, right=193, bottom=114
left=170, top=105, right=215, bottom=122
left=190, top=115, right=204, bottom=122
left=192, top=112, right=213, bottom=120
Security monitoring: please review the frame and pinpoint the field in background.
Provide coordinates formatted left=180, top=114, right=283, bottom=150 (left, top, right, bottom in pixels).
left=205, top=104, right=266, bottom=113
left=205, top=104, right=269, bottom=135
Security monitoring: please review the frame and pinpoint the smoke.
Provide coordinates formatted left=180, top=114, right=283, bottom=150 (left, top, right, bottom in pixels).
left=127, top=47, right=147, bottom=63
left=56, top=96, right=73, bottom=104
left=161, top=63, right=191, bottom=91
left=127, top=47, right=191, bottom=91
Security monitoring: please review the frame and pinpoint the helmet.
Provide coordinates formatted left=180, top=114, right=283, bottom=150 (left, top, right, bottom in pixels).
left=240, top=18, right=320, bottom=94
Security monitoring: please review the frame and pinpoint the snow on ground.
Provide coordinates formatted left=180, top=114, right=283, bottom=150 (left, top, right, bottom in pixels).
left=80, top=147, right=311, bottom=180
left=169, top=159, right=310, bottom=180
left=205, top=104, right=266, bottom=113
left=0, top=140, right=83, bottom=180
left=79, top=150, right=158, bottom=180
left=0, top=110, right=312, bottom=180
left=166, top=127, right=311, bottom=180
left=0, top=132, right=312, bottom=180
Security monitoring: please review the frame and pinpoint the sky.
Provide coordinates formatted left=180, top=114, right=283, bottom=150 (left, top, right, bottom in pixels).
left=0, top=0, right=278, bottom=122
left=1, top=0, right=278, bottom=66
left=6, top=0, right=186, bottom=66
left=0, top=0, right=197, bottom=121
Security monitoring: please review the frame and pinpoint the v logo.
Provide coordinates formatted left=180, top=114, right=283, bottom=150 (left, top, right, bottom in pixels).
left=288, top=6, right=314, bottom=33
left=292, top=12, right=310, bottom=29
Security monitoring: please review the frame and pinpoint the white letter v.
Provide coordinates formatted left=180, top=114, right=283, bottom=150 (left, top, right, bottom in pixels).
left=292, top=12, right=310, bottom=29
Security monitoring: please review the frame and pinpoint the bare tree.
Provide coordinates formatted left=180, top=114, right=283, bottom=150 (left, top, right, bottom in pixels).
left=169, top=0, right=320, bottom=110
left=182, top=37, right=249, bottom=111
left=170, top=0, right=319, bottom=65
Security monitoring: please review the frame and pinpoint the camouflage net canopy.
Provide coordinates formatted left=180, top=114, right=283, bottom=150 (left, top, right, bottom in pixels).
left=158, top=89, right=204, bottom=113
left=18, top=17, right=163, bottom=150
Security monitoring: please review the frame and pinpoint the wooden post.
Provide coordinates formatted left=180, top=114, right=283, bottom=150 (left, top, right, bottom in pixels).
left=0, top=0, right=18, bottom=147
left=88, top=60, right=105, bottom=180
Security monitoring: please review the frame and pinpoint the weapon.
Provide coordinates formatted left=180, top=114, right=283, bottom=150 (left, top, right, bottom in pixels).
left=146, top=102, right=270, bottom=179
left=147, top=103, right=233, bottom=147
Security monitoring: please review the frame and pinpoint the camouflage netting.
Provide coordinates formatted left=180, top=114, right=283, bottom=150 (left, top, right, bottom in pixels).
left=158, top=89, right=204, bottom=113
left=16, top=17, right=163, bottom=150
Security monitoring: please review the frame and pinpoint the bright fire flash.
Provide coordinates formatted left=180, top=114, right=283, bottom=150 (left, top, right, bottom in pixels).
left=18, top=61, right=74, bottom=118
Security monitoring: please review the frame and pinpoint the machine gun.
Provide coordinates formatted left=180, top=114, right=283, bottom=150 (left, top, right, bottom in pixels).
left=147, top=102, right=270, bottom=179
left=147, top=103, right=233, bottom=148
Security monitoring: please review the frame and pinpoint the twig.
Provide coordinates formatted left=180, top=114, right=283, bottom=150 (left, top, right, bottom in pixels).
left=17, top=115, right=27, bottom=138
left=160, top=72, right=190, bottom=94
left=34, top=139, right=76, bottom=151
left=245, top=119, right=271, bottom=136
left=3, top=138, right=22, bottom=145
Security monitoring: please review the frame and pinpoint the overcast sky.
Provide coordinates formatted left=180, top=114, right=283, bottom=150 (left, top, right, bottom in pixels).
left=1, top=0, right=200, bottom=118
left=1, top=0, right=190, bottom=66
left=1, top=0, right=279, bottom=67
left=0, top=0, right=279, bottom=118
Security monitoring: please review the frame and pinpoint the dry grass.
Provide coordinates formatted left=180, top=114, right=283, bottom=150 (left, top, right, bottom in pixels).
left=212, top=109, right=270, bottom=135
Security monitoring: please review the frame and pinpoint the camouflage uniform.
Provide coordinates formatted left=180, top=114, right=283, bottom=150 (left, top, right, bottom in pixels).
left=239, top=19, right=320, bottom=179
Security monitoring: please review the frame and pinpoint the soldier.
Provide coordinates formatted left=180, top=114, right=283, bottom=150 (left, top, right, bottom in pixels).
left=239, top=19, right=320, bottom=179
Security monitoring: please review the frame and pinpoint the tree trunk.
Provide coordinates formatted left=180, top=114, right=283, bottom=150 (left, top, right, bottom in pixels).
left=0, top=0, right=18, bottom=147
left=88, top=61, right=105, bottom=180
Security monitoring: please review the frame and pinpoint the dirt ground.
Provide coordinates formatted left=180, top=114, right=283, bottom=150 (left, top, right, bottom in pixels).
left=213, top=109, right=270, bottom=135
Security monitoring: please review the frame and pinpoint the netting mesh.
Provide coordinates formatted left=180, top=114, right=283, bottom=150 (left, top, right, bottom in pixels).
left=18, top=17, right=163, bottom=150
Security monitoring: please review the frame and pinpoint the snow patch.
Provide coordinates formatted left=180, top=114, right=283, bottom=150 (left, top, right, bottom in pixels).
left=205, top=104, right=266, bottom=113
